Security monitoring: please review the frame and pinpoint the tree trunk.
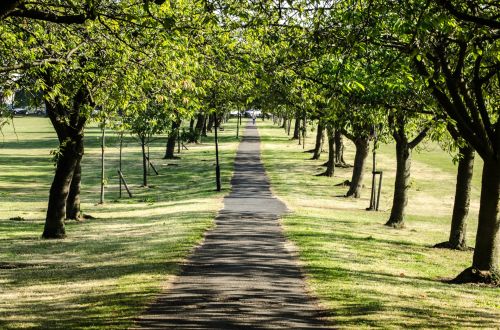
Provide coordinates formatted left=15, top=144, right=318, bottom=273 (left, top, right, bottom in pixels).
left=215, top=112, right=223, bottom=128
left=201, top=115, right=208, bottom=137
left=473, top=158, right=500, bottom=271
left=335, top=131, right=346, bottom=166
left=189, top=118, right=195, bottom=133
left=453, top=157, right=500, bottom=284
left=312, top=121, right=325, bottom=160
left=42, top=135, right=83, bottom=238
left=435, top=146, right=475, bottom=250
left=318, top=126, right=335, bottom=177
left=42, top=84, right=88, bottom=238
left=345, top=136, right=369, bottom=198
left=190, top=113, right=204, bottom=143
left=141, top=136, right=148, bottom=187
left=164, top=120, right=180, bottom=159
left=293, top=112, right=300, bottom=139
left=207, top=113, right=215, bottom=132
left=66, top=158, right=82, bottom=220
left=385, top=140, right=412, bottom=228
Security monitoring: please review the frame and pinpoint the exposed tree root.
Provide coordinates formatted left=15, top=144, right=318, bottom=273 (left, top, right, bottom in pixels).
left=315, top=171, right=332, bottom=177
left=41, top=232, right=66, bottom=239
left=344, top=191, right=361, bottom=198
left=433, top=241, right=472, bottom=251
left=66, top=213, right=95, bottom=222
left=450, top=267, right=499, bottom=286
left=384, top=220, right=405, bottom=229
left=334, top=180, right=350, bottom=186
left=335, top=162, right=352, bottom=168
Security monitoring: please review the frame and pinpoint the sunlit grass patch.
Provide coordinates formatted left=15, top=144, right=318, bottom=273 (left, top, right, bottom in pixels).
left=259, top=122, right=499, bottom=329
left=0, top=117, right=242, bottom=329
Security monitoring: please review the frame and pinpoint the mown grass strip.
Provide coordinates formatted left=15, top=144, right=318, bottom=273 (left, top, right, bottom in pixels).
left=0, top=117, right=242, bottom=329
left=258, top=122, right=499, bottom=329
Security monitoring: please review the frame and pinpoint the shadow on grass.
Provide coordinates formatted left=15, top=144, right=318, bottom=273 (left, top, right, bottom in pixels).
left=0, top=118, right=242, bottom=329
left=0, top=210, right=214, bottom=329
left=301, top=262, right=500, bottom=328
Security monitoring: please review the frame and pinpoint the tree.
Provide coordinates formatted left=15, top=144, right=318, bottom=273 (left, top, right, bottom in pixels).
left=124, top=102, right=171, bottom=187
left=317, top=124, right=335, bottom=177
left=376, top=0, right=500, bottom=283
left=311, top=119, right=325, bottom=160
left=1, top=0, right=205, bottom=237
left=164, top=116, right=181, bottom=159
left=385, top=108, right=433, bottom=228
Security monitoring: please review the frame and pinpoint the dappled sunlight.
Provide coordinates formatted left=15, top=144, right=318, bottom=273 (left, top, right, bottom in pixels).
left=86, top=198, right=221, bottom=220
left=258, top=122, right=500, bottom=328
left=0, top=117, right=241, bottom=329
left=259, top=123, right=482, bottom=222
left=0, top=208, right=215, bottom=329
left=135, top=121, right=329, bottom=329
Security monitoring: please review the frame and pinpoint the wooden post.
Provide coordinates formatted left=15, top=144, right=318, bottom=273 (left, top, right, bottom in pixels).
left=236, top=109, right=240, bottom=139
left=368, top=130, right=379, bottom=211
left=145, top=156, right=159, bottom=175
left=147, top=143, right=150, bottom=176
left=368, top=143, right=377, bottom=210
left=119, top=131, right=123, bottom=198
left=117, top=170, right=133, bottom=198
left=214, top=111, right=221, bottom=192
left=99, top=119, right=106, bottom=204
left=376, top=171, right=383, bottom=211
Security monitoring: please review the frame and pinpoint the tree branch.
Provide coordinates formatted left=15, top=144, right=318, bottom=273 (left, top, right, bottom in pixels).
left=434, top=0, right=500, bottom=29
left=0, top=58, right=63, bottom=73
left=472, top=55, right=495, bottom=146
left=435, top=44, right=492, bottom=155
left=7, top=8, right=89, bottom=24
left=413, top=57, right=488, bottom=157
left=0, top=0, right=22, bottom=20
left=409, top=125, right=430, bottom=149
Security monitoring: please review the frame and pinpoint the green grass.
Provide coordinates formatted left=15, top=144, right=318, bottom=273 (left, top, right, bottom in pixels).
left=259, top=122, right=499, bottom=329
left=0, top=116, right=241, bottom=329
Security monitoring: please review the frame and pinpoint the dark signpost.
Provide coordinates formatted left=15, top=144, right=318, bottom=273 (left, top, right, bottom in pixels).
left=214, top=111, right=221, bottom=191
left=368, top=126, right=383, bottom=211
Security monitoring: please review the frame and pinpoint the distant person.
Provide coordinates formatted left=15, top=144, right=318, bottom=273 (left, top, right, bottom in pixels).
left=252, top=113, right=256, bottom=125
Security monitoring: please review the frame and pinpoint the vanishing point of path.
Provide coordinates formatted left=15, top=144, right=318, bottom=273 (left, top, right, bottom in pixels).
left=135, top=121, right=331, bottom=329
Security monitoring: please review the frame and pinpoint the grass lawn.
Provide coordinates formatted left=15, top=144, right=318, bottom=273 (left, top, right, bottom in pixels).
left=258, top=121, right=499, bottom=329
left=0, top=116, right=241, bottom=329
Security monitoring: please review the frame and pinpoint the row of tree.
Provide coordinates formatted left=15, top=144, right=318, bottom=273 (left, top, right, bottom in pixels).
left=217, top=0, right=498, bottom=284
left=0, top=1, right=258, bottom=239
left=0, top=1, right=498, bottom=284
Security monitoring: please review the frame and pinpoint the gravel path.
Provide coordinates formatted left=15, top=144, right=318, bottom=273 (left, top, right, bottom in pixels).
left=134, top=121, right=331, bottom=329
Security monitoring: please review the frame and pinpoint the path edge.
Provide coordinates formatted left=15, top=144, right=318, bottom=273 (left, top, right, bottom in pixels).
left=256, top=122, right=335, bottom=327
